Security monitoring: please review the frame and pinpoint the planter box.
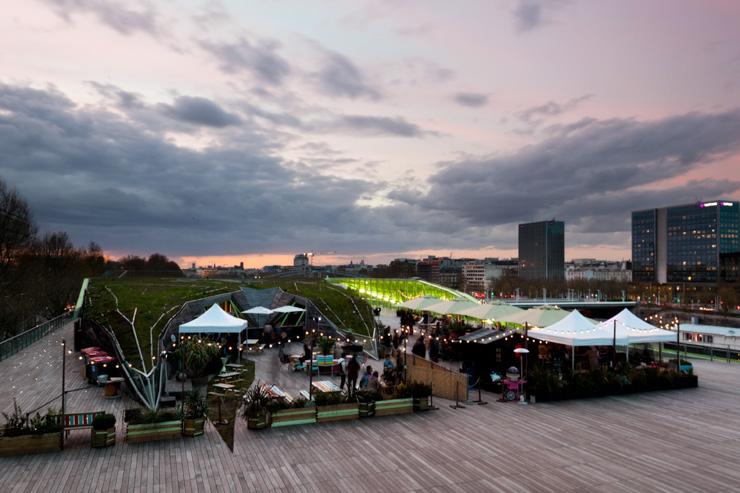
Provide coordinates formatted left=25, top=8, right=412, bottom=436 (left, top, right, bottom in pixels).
left=270, top=407, right=317, bottom=428
left=247, top=415, right=270, bottom=430
left=358, top=401, right=375, bottom=418
left=316, top=403, right=359, bottom=423
left=375, top=398, right=413, bottom=417
left=0, top=432, right=62, bottom=457
left=183, top=418, right=205, bottom=437
left=91, top=428, right=116, bottom=448
left=125, top=420, right=182, bottom=443
left=413, top=396, right=430, bottom=412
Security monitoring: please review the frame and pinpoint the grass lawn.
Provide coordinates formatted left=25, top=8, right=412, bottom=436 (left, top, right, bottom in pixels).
left=86, top=277, right=239, bottom=368
left=86, top=276, right=376, bottom=371
left=246, top=278, right=376, bottom=337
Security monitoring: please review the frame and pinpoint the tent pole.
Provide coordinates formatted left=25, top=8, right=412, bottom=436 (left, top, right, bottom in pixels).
left=571, top=345, right=575, bottom=372
left=612, top=319, right=617, bottom=368
left=238, top=331, right=241, bottom=363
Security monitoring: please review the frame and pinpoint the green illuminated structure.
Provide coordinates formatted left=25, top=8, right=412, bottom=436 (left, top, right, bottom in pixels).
left=327, top=278, right=477, bottom=306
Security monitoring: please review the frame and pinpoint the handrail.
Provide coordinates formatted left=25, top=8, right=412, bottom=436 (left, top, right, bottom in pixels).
left=0, top=313, right=72, bottom=362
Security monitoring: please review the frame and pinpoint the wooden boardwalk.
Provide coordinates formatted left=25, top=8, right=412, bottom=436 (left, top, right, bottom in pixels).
left=1, top=322, right=740, bottom=492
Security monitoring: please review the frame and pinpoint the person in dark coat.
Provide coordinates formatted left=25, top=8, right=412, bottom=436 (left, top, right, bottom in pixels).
left=346, top=355, right=360, bottom=394
left=412, top=336, right=426, bottom=358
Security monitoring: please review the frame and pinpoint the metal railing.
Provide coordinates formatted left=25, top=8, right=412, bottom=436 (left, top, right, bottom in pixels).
left=0, top=313, right=72, bottom=362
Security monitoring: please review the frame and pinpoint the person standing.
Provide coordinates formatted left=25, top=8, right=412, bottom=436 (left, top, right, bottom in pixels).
left=347, top=355, right=360, bottom=394
left=412, top=335, right=426, bottom=358
left=338, top=352, right=347, bottom=391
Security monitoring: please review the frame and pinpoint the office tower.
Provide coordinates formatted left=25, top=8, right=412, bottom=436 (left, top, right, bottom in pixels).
left=518, top=220, right=565, bottom=280
left=632, top=200, right=740, bottom=283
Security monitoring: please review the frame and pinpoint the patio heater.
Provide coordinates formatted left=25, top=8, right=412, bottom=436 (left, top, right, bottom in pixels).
left=513, top=347, right=529, bottom=404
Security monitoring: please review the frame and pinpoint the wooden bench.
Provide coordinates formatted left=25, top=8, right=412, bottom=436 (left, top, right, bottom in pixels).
left=60, top=412, right=105, bottom=436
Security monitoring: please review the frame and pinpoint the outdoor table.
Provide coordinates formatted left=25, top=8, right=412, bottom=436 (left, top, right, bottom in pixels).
left=217, top=371, right=241, bottom=379
left=311, top=380, right=341, bottom=393
left=213, top=383, right=236, bottom=390
left=264, top=385, right=292, bottom=401
left=226, top=363, right=244, bottom=369
left=104, top=377, right=124, bottom=398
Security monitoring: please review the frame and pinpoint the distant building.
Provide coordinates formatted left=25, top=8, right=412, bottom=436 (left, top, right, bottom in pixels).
left=462, top=258, right=519, bottom=292
left=565, top=259, right=632, bottom=282
left=518, top=220, right=565, bottom=280
left=417, top=256, right=441, bottom=283
left=632, top=200, right=740, bottom=283
left=294, top=253, right=310, bottom=269
left=438, top=267, right=462, bottom=289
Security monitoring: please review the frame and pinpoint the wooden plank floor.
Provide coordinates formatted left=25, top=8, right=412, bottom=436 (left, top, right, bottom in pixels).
left=2, top=323, right=740, bottom=492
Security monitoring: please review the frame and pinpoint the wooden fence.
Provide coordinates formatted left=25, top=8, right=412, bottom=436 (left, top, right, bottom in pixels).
left=406, top=354, right=468, bottom=402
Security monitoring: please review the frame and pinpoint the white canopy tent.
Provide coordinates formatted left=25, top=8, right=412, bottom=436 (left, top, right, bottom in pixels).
left=180, top=303, right=248, bottom=334
left=596, top=308, right=676, bottom=344
left=272, top=306, right=306, bottom=314
left=528, top=309, right=627, bottom=347
left=179, top=303, right=248, bottom=361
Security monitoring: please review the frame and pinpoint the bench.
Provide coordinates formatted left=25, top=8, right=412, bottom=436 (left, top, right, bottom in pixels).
left=61, top=412, right=105, bottom=436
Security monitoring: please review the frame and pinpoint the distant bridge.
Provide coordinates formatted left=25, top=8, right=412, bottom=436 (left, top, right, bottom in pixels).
left=506, top=299, right=637, bottom=309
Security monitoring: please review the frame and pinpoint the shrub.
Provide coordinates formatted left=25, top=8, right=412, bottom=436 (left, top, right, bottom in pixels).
left=128, top=409, right=181, bottom=425
left=316, top=336, right=334, bottom=356
left=314, top=392, right=352, bottom=406
left=176, top=339, right=220, bottom=378
left=92, top=413, right=117, bottom=430
left=1, top=401, right=61, bottom=436
left=183, top=390, right=208, bottom=419
left=242, top=383, right=271, bottom=419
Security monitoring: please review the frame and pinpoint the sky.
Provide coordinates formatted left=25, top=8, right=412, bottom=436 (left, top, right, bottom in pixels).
left=1, top=0, right=740, bottom=268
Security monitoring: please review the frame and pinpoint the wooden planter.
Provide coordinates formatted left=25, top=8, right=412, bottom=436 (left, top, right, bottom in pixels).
left=358, top=401, right=375, bottom=418
left=91, top=428, right=116, bottom=448
left=0, top=432, right=62, bottom=457
left=316, top=403, right=359, bottom=423
left=125, top=420, right=182, bottom=443
left=246, top=414, right=270, bottom=430
left=375, top=398, right=413, bottom=417
left=183, top=418, right=206, bottom=437
left=413, top=396, right=430, bottom=412
left=270, top=407, right=317, bottom=428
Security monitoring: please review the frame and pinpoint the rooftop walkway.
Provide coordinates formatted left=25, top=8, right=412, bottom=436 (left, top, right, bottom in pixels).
left=1, top=321, right=739, bottom=492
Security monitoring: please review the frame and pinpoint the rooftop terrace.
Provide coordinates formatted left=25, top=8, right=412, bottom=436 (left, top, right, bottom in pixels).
left=1, top=320, right=739, bottom=492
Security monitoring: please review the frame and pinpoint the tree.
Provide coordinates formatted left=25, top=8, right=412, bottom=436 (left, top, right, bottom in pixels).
left=0, top=178, right=35, bottom=276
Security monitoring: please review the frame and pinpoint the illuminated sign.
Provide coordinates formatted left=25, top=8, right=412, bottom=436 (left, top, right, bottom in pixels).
left=721, top=201, right=734, bottom=206
left=699, top=202, right=717, bottom=208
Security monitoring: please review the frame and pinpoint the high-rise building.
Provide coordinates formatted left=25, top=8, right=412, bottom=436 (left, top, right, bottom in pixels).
left=631, top=200, right=740, bottom=283
left=518, top=220, right=565, bottom=280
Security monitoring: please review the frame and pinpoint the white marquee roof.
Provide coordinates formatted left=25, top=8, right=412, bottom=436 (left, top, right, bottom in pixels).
left=528, top=309, right=627, bottom=346
left=179, top=303, right=248, bottom=334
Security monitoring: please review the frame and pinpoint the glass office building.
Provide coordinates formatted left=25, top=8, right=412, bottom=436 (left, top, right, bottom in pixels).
left=518, top=220, right=565, bottom=280
left=631, top=200, right=740, bottom=283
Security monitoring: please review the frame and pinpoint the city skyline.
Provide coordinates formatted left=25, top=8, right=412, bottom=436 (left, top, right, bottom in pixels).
left=2, top=1, right=740, bottom=265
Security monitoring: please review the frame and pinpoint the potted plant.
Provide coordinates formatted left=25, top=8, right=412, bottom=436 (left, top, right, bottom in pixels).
left=355, top=390, right=379, bottom=418
left=315, top=392, right=359, bottom=423
left=91, top=413, right=116, bottom=448
left=182, top=390, right=208, bottom=437
left=374, top=383, right=413, bottom=417
left=269, top=397, right=316, bottom=428
left=409, top=382, right=433, bottom=411
left=176, top=338, right=221, bottom=386
left=0, top=400, right=62, bottom=457
left=125, top=409, right=183, bottom=443
left=242, top=383, right=271, bottom=430
left=317, top=336, right=334, bottom=356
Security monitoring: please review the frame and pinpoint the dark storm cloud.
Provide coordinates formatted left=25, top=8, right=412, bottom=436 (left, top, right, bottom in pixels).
left=519, top=94, right=592, bottom=124
left=158, top=96, right=241, bottom=128
left=327, top=115, right=432, bottom=137
left=453, top=92, right=489, bottom=108
left=315, top=50, right=382, bottom=100
left=199, top=37, right=291, bottom=85
left=0, top=83, right=459, bottom=256
left=394, top=109, right=740, bottom=232
left=42, top=0, right=160, bottom=36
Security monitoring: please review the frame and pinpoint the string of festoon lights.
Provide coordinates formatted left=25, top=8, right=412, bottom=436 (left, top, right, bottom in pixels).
left=398, top=323, right=549, bottom=345
left=645, top=313, right=680, bottom=331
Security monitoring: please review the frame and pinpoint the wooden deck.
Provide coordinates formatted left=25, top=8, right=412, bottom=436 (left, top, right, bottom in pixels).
left=1, top=322, right=740, bottom=492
